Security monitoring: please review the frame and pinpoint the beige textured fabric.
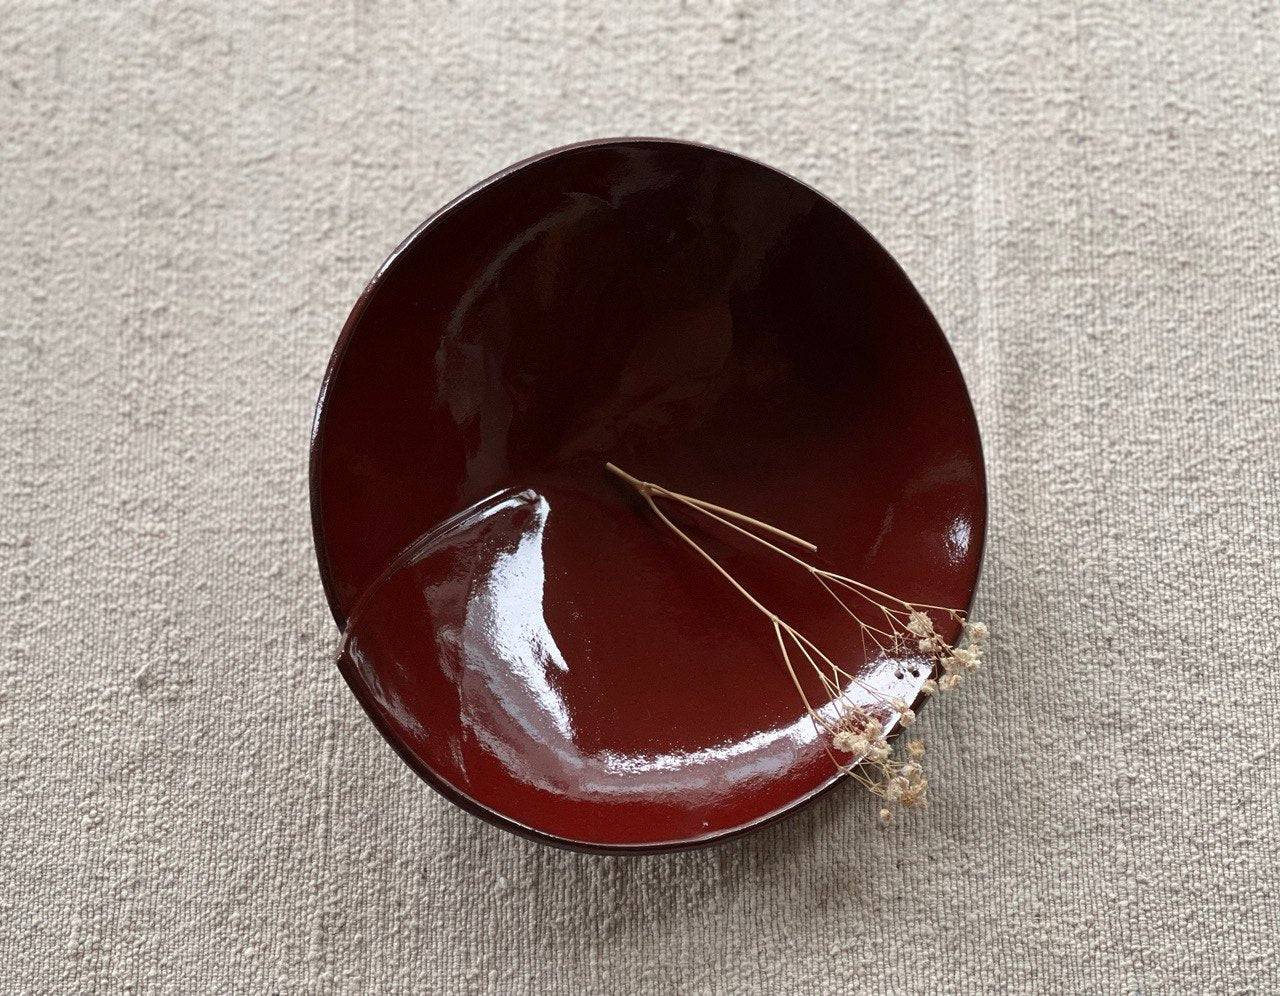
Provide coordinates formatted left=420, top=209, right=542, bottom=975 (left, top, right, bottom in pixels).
left=3, top=1, right=1278, bottom=992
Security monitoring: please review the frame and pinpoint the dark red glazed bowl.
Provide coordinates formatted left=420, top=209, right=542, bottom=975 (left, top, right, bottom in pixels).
left=311, top=138, right=986, bottom=852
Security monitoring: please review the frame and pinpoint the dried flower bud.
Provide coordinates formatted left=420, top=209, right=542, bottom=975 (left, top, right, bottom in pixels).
left=899, top=708, right=916, bottom=727
left=939, top=673, right=963, bottom=692
left=900, top=788, right=924, bottom=808
left=900, top=762, right=922, bottom=778
left=907, top=741, right=925, bottom=759
left=879, top=808, right=894, bottom=825
left=920, top=679, right=939, bottom=696
left=863, top=717, right=883, bottom=741
left=832, top=731, right=866, bottom=754
left=968, top=621, right=988, bottom=643
left=891, top=697, right=909, bottom=712
left=867, top=740, right=891, bottom=763
left=906, top=611, right=935, bottom=638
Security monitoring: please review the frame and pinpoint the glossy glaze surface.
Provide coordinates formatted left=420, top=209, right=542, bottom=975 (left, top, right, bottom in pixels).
left=312, top=139, right=986, bottom=851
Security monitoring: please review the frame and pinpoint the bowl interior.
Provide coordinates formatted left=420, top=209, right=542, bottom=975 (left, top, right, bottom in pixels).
left=313, top=139, right=985, bottom=850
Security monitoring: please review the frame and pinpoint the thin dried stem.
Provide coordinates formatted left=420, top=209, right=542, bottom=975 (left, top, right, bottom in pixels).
left=606, top=461, right=988, bottom=819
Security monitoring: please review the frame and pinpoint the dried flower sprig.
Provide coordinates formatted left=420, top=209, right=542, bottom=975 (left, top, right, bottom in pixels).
left=605, top=462, right=987, bottom=820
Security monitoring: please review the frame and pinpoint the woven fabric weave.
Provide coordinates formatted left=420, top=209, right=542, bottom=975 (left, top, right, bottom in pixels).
left=3, top=2, right=1277, bottom=991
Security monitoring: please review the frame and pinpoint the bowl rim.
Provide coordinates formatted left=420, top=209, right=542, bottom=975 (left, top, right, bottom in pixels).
left=310, top=136, right=988, bottom=853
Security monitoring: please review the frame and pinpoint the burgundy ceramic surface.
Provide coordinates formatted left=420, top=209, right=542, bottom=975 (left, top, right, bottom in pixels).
left=311, top=138, right=986, bottom=852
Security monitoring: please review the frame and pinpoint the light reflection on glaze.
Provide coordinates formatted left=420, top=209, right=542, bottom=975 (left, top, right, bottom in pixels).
left=348, top=487, right=933, bottom=808
left=947, top=515, right=972, bottom=563
left=460, top=493, right=573, bottom=739
left=366, top=483, right=926, bottom=803
left=448, top=491, right=812, bottom=801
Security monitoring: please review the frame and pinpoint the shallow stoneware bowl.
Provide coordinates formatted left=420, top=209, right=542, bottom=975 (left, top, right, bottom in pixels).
left=311, top=138, right=986, bottom=852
